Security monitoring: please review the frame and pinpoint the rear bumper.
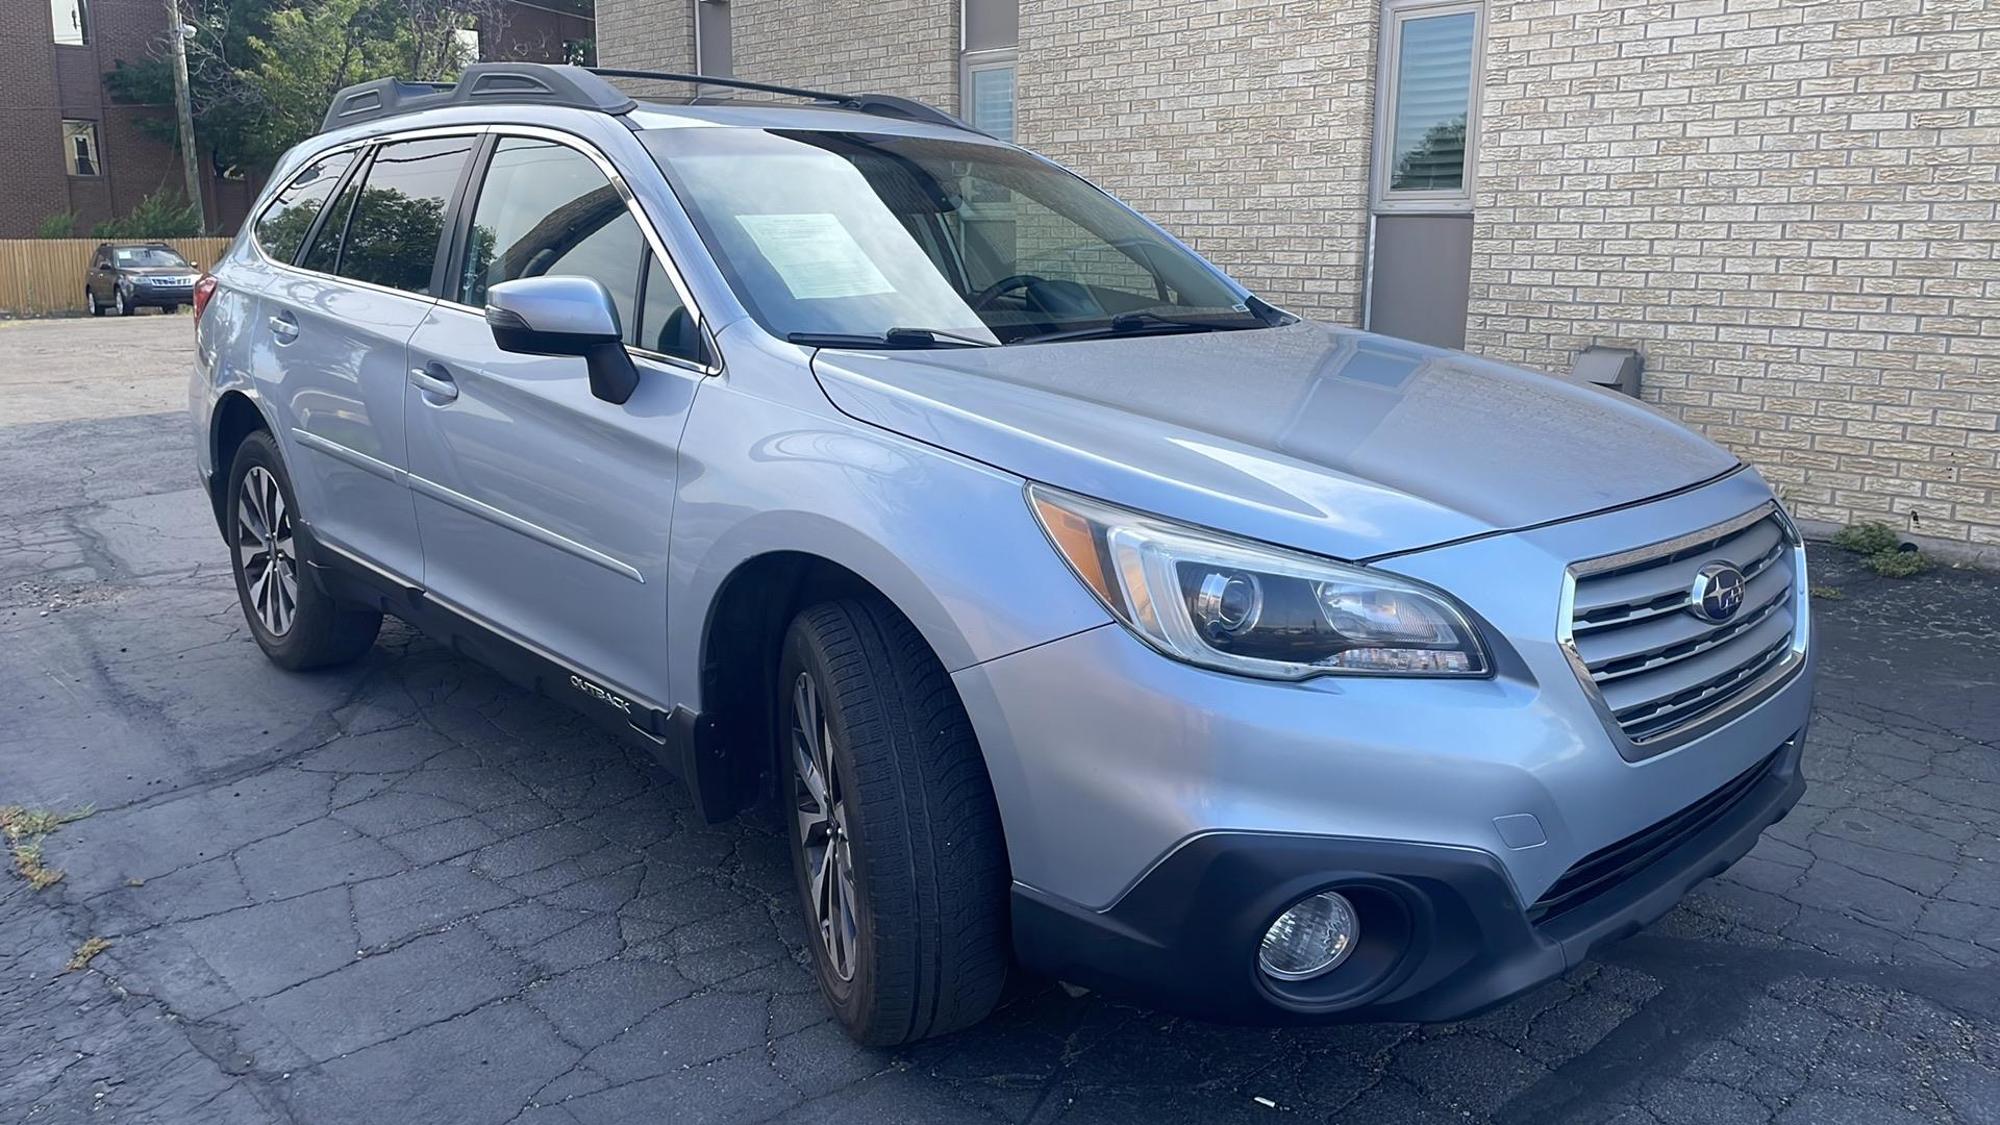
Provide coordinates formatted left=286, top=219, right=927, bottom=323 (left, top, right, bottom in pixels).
left=1012, top=731, right=1804, bottom=1024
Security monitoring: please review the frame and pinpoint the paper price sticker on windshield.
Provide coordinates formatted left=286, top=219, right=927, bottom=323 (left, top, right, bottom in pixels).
left=736, top=213, right=895, bottom=300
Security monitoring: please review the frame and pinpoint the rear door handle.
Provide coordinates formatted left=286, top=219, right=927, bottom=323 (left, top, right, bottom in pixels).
left=409, top=363, right=458, bottom=402
left=268, top=312, right=299, bottom=342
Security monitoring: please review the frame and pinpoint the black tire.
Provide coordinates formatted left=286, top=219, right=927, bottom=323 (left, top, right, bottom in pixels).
left=115, top=287, right=133, bottom=316
left=166, top=304, right=183, bottom=315
left=86, top=289, right=103, bottom=317
left=779, top=598, right=1010, bottom=1045
left=224, top=430, right=381, bottom=670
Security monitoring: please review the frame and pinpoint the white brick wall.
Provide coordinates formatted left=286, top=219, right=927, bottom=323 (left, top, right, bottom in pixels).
left=595, top=0, right=692, bottom=77
left=1470, top=0, right=2000, bottom=548
left=1019, top=0, right=1379, bottom=323
left=730, top=0, right=958, bottom=105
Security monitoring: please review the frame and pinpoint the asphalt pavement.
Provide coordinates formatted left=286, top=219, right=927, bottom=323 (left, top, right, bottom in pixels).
left=1, top=314, right=1996, bottom=1124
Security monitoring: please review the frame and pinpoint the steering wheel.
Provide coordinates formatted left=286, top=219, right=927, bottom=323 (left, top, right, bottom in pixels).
left=967, top=274, right=1040, bottom=311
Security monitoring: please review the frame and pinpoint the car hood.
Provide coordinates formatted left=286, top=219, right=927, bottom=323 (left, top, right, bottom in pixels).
left=809, top=320, right=1740, bottom=560
left=119, top=266, right=196, bottom=277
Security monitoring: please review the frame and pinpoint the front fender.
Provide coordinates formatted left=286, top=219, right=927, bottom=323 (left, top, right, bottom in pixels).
left=666, top=374, right=1109, bottom=712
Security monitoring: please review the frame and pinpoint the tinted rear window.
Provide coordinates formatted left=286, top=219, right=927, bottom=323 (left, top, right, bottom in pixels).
left=254, top=150, right=357, bottom=264
left=334, top=136, right=476, bottom=296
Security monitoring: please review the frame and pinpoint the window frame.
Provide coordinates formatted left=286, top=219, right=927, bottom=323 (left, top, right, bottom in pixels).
left=250, top=140, right=371, bottom=271
left=440, top=126, right=715, bottom=373
left=1370, top=0, right=1483, bottom=215
left=960, top=48, right=1017, bottom=141
left=331, top=133, right=483, bottom=297
left=62, top=120, right=101, bottom=177
left=51, top=0, right=88, bottom=45
left=247, top=123, right=717, bottom=374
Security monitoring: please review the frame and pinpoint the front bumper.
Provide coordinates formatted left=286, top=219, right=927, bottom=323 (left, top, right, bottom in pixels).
left=124, top=283, right=194, bottom=308
left=1012, top=733, right=1803, bottom=1023
left=955, top=468, right=1815, bottom=1022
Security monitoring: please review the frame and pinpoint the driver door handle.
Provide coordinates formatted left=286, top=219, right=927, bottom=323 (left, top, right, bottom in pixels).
left=409, top=363, right=458, bottom=402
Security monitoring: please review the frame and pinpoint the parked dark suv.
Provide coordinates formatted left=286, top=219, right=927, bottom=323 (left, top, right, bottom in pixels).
left=86, top=242, right=201, bottom=316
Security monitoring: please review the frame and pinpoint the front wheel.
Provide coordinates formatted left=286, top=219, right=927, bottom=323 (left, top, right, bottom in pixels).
left=779, top=598, right=1010, bottom=1045
left=114, top=288, right=132, bottom=316
left=225, top=430, right=382, bottom=670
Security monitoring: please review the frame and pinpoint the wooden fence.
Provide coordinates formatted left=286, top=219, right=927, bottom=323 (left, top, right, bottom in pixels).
left=0, top=237, right=236, bottom=316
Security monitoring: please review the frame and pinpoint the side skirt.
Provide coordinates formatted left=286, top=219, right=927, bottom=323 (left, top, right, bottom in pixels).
left=297, top=525, right=748, bottom=823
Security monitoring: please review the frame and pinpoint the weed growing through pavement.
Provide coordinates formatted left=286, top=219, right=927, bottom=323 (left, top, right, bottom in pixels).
left=0, top=805, right=93, bottom=890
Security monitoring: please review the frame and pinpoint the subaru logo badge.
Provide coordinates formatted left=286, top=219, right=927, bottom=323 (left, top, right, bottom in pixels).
left=1689, top=562, right=1747, bottom=623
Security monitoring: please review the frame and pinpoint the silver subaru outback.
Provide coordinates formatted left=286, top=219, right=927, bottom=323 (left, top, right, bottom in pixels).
left=190, top=64, right=1813, bottom=1044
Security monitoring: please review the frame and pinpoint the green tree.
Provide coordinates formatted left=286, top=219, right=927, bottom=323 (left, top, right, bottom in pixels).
left=104, top=0, right=504, bottom=178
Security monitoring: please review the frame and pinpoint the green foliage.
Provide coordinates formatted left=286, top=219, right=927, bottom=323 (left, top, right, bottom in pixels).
left=92, top=189, right=205, bottom=240
left=102, top=1, right=494, bottom=178
left=33, top=211, right=80, bottom=239
left=1832, top=521, right=1900, bottom=556
left=1863, top=549, right=1930, bottom=579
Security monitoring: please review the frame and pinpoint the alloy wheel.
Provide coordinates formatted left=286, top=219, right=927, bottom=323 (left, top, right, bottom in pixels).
left=235, top=465, right=298, bottom=637
left=116, top=289, right=128, bottom=315
left=86, top=290, right=97, bottom=315
left=791, top=670, right=859, bottom=981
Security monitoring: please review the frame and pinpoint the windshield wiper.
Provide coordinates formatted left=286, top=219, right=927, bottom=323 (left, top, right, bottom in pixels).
left=1011, top=309, right=1272, bottom=346
left=786, top=327, right=997, bottom=350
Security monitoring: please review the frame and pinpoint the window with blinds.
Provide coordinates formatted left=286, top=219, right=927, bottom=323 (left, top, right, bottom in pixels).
left=1375, top=1, right=1482, bottom=208
left=962, top=0, right=1018, bottom=142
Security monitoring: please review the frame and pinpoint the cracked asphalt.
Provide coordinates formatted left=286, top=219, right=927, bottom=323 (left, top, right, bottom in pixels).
left=2, top=315, right=1997, bottom=1124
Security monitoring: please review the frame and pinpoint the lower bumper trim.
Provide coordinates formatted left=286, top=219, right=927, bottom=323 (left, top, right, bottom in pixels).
left=1012, top=735, right=1805, bottom=1025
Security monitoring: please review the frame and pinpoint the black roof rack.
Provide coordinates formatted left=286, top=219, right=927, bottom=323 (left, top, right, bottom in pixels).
left=318, top=62, right=976, bottom=136
left=587, top=68, right=975, bottom=132
left=320, top=64, right=637, bottom=133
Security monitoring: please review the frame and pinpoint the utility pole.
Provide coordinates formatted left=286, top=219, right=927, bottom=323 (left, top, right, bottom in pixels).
left=166, top=0, right=206, bottom=233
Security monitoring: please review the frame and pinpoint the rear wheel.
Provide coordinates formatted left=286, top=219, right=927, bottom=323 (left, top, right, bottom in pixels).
left=225, top=430, right=381, bottom=670
left=780, top=598, right=1010, bottom=1045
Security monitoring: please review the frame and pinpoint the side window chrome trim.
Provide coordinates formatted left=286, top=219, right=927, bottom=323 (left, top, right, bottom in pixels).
left=476, top=124, right=719, bottom=373
left=251, top=120, right=721, bottom=374
left=248, top=127, right=488, bottom=306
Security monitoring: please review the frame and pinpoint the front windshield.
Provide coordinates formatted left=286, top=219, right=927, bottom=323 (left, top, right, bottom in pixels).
left=641, top=128, right=1261, bottom=344
left=114, top=247, right=191, bottom=269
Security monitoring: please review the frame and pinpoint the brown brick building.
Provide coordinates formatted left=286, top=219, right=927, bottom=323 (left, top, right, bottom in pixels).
left=598, top=0, right=2000, bottom=558
left=1, top=0, right=257, bottom=238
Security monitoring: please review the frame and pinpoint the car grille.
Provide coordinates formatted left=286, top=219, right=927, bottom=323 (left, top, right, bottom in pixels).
left=1527, top=746, right=1782, bottom=925
left=1563, top=504, right=1802, bottom=751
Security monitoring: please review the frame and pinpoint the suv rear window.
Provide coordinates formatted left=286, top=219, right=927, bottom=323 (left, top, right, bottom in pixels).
left=333, top=136, right=476, bottom=296
left=254, top=150, right=357, bottom=264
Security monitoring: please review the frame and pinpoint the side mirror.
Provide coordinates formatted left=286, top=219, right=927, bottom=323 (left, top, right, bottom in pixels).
left=485, top=276, right=640, bottom=405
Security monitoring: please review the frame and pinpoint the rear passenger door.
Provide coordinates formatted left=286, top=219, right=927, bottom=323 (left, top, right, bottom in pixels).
left=254, top=133, right=477, bottom=584
left=403, top=131, right=710, bottom=714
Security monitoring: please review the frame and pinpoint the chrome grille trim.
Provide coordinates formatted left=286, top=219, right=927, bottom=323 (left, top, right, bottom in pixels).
left=1557, top=501, right=1810, bottom=759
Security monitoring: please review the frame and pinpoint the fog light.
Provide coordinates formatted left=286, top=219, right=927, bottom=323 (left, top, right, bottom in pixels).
left=1259, top=890, right=1358, bottom=980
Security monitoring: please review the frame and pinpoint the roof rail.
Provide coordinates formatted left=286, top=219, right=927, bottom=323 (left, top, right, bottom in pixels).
left=318, top=62, right=977, bottom=137
left=319, top=63, right=638, bottom=134
left=587, top=68, right=976, bottom=133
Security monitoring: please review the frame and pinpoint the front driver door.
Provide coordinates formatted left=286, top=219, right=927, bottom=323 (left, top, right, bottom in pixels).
left=403, top=132, right=709, bottom=715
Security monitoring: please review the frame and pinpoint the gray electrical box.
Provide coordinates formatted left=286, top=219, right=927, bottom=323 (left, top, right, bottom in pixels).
left=1572, top=346, right=1643, bottom=397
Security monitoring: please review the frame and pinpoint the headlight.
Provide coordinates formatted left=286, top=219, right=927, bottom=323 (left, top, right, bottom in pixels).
left=1029, top=485, right=1489, bottom=679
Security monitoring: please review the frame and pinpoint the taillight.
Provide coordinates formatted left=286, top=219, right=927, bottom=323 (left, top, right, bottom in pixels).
left=192, top=274, right=219, bottom=323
